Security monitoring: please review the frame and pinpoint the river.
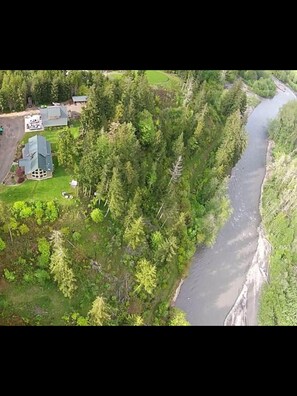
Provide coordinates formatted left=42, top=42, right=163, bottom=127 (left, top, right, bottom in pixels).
left=175, top=82, right=296, bottom=325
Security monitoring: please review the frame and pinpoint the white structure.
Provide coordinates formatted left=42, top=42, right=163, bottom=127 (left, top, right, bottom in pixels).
left=24, top=114, right=44, bottom=133
left=70, top=180, right=78, bottom=187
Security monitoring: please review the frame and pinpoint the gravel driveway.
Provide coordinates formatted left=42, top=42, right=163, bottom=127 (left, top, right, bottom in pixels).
left=0, top=115, right=26, bottom=182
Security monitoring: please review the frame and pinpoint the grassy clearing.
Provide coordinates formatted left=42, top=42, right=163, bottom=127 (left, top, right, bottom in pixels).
left=0, top=158, right=75, bottom=204
left=145, top=70, right=180, bottom=89
left=106, top=70, right=181, bottom=90
left=21, top=120, right=80, bottom=152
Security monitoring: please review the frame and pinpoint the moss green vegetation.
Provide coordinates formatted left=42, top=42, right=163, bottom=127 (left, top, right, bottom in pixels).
left=259, top=100, right=297, bottom=325
left=0, top=70, right=248, bottom=326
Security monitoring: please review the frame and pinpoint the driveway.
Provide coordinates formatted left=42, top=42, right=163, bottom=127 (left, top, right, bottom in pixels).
left=0, top=115, right=26, bottom=182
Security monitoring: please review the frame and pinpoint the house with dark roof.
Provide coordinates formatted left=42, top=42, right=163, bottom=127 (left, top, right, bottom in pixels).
left=39, top=105, right=68, bottom=127
left=19, top=135, right=53, bottom=180
left=72, top=95, right=88, bottom=105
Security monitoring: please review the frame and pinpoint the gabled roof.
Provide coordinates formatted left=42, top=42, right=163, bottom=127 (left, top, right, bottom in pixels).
left=39, top=105, right=68, bottom=127
left=72, top=95, right=88, bottom=102
left=48, top=106, right=61, bottom=119
left=19, top=135, right=53, bottom=174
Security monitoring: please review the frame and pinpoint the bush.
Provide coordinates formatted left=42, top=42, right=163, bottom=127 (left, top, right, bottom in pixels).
left=72, top=231, right=81, bottom=242
left=17, top=176, right=25, bottom=184
left=4, top=269, right=16, bottom=282
left=23, top=272, right=35, bottom=284
left=37, top=238, right=51, bottom=267
left=19, top=224, right=29, bottom=235
left=15, top=167, right=25, bottom=177
left=34, top=269, right=51, bottom=284
left=45, top=201, right=59, bottom=222
left=60, top=227, right=70, bottom=236
left=90, top=208, right=104, bottom=223
left=0, top=237, right=6, bottom=252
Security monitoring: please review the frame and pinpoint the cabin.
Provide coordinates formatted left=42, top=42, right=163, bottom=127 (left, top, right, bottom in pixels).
left=72, top=95, right=88, bottom=105
left=19, top=135, right=53, bottom=180
left=39, top=105, right=68, bottom=128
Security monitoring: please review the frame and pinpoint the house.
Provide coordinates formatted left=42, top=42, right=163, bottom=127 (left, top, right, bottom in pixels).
left=72, top=95, right=88, bottom=105
left=19, top=135, right=53, bottom=180
left=39, top=105, right=68, bottom=127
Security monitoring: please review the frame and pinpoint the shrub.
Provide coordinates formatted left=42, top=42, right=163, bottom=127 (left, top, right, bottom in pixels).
left=34, top=269, right=51, bottom=284
left=17, top=176, right=25, bottom=184
left=60, top=227, right=70, bottom=236
left=72, top=231, right=81, bottom=242
left=37, top=238, right=51, bottom=267
left=4, top=269, right=16, bottom=282
left=45, top=201, right=59, bottom=222
left=90, top=208, right=104, bottom=224
left=0, top=237, right=6, bottom=252
left=15, top=167, right=25, bottom=177
left=19, top=224, right=29, bottom=235
left=23, top=272, right=35, bottom=284
left=20, top=206, right=33, bottom=218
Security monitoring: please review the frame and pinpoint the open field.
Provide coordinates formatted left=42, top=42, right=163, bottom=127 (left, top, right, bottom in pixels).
left=107, top=70, right=181, bottom=89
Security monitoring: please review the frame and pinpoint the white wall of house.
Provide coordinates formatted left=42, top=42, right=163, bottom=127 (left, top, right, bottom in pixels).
left=27, top=168, right=52, bottom=180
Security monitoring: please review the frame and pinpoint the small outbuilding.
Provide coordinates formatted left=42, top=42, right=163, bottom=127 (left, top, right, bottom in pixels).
left=72, top=95, right=88, bottom=105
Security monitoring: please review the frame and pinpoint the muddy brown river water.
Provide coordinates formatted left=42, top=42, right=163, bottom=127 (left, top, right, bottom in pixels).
left=175, top=82, right=296, bottom=325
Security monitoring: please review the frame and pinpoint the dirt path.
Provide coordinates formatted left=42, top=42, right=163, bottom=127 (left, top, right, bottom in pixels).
left=0, top=109, right=40, bottom=119
left=0, top=116, right=25, bottom=183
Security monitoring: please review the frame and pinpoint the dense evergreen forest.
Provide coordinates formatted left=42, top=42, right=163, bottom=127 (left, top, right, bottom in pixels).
left=272, top=70, right=297, bottom=95
left=0, top=70, right=91, bottom=112
left=0, top=70, right=250, bottom=325
left=259, top=100, right=297, bottom=325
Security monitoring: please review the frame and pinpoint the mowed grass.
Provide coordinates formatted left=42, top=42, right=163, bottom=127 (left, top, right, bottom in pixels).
left=0, top=157, right=75, bottom=204
left=0, top=121, right=81, bottom=204
left=21, top=120, right=80, bottom=152
left=106, top=70, right=181, bottom=90
left=145, top=70, right=181, bottom=89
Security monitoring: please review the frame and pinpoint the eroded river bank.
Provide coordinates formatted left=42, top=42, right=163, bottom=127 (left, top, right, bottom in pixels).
left=175, top=82, right=296, bottom=325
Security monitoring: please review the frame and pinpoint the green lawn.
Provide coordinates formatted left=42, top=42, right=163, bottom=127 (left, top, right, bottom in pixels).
left=0, top=158, right=76, bottom=204
left=106, top=70, right=181, bottom=90
left=145, top=70, right=181, bottom=89
left=21, top=120, right=80, bottom=152
left=0, top=122, right=81, bottom=205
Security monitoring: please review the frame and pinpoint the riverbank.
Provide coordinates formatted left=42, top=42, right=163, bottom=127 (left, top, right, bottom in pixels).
left=224, top=140, right=274, bottom=325
left=170, top=89, right=261, bottom=308
left=175, top=85, right=296, bottom=325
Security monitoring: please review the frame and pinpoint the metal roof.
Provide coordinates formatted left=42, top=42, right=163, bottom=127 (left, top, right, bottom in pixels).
left=39, top=105, right=68, bottom=127
left=72, top=95, right=88, bottom=102
left=19, top=135, right=53, bottom=174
